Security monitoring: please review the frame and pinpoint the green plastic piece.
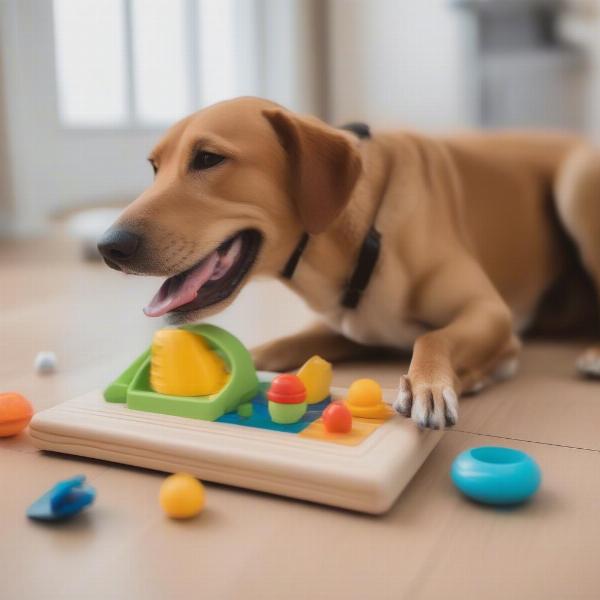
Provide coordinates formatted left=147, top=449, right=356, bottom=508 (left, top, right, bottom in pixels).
left=237, top=402, right=253, bottom=418
left=104, top=349, right=150, bottom=403
left=268, top=401, right=307, bottom=424
left=103, top=324, right=260, bottom=421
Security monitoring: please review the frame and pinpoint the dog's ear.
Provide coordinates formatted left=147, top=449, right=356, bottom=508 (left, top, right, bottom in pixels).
left=263, top=109, right=362, bottom=234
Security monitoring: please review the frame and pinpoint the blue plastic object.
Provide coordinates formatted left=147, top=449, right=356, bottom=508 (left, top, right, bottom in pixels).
left=451, top=446, right=541, bottom=506
left=27, top=475, right=96, bottom=521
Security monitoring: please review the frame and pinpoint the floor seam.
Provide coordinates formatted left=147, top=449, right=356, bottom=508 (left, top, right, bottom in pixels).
left=448, top=428, right=600, bottom=454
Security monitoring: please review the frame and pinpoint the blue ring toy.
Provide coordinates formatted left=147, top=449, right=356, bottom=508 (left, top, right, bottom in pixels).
left=451, top=446, right=541, bottom=505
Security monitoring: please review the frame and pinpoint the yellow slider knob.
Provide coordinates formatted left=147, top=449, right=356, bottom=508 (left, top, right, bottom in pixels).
left=344, top=378, right=391, bottom=419
left=296, top=355, right=333, bottom=405
left=150, top=329, right=228, bottom=397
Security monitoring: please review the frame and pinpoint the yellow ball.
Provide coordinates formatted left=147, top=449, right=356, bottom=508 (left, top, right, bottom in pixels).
left=347, top=378, right=382, bottom=407
left=159, top=473, right=205, bottom=519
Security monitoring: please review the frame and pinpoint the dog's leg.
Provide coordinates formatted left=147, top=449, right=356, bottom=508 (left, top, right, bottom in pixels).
left=393, top=260, right=517, bottom=429
left=555, top=144, right=600, bottom=376
left=251, top=321, right=374, bottom=372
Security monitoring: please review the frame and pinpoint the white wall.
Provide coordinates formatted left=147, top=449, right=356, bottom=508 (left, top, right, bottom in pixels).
left=0, top=52, right=16, bottom=234
left=326, top=0, right=600, bottom=139
left=261, top=0, right=326, bottom=116
left=327, top=0, right=472, bottom=129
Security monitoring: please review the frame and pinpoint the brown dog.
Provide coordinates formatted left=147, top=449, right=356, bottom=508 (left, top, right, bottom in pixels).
left=97, top=96, right=600, bottom=430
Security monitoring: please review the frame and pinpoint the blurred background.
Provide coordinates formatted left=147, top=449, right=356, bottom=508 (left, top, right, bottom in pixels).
left=1, top=0, right=599, bottom=237
left=1, top=0, right=600, bottom=360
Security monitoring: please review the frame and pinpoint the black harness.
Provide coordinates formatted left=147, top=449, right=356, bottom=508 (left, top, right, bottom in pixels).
left=280, top=122, right=381, bottom=310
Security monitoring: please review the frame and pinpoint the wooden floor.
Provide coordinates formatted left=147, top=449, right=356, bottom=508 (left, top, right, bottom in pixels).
left=1, top=235, right=600, bottom=600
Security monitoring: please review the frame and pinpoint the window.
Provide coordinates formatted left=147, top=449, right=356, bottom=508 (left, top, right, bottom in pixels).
left=130, top=0, right=190, bottom=125
left=52, top=0, right=260, bottom=128
left=53, top=0, right=128, bottom=126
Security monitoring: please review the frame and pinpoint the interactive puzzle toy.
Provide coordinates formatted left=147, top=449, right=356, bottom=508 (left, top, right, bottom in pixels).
left=29, top=324, right=444, bottom=513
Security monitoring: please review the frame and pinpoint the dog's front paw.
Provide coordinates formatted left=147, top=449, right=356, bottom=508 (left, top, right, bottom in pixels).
left=392, top=375, right=458, bottom=430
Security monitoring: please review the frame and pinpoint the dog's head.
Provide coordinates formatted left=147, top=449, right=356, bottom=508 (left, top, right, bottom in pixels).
left=97, top=97, right=362, bottom=323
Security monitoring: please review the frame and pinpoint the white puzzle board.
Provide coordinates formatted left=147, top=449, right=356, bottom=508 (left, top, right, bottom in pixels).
left=29, top=380, right=443, bottom=514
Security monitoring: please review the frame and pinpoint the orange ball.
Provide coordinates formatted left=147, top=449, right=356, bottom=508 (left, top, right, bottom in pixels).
left=159, top=473, right=205, bottom=519
left=0, top=392, right=34, bottom=437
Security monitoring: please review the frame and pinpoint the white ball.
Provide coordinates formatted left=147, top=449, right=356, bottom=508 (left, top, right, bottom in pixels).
left=34, top=351, right=57, bottom=375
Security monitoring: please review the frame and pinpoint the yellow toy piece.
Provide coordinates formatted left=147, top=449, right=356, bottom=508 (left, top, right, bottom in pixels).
left=150, top=328, right=228, bottom=397
left=159, top=473, right=205, bottom=519
left=296, top=355, right=333, bottom=405
left=344, top=378, right=392, bottom=419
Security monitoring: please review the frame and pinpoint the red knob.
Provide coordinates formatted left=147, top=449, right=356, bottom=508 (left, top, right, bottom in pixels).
left=322, top=402, right=352, bottom=434
left=267, top=374, right=307, bottom=405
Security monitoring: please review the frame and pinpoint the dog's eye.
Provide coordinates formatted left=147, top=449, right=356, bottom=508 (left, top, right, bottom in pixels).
left=190, top=151, right=225, bottom=171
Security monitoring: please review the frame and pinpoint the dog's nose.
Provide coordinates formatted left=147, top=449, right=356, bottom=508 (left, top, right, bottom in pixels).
left=97, top=228, right=140, bottom=268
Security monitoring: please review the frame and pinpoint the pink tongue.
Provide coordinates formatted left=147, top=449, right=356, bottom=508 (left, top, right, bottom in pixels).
left=143, top=252, right=220, bottom=317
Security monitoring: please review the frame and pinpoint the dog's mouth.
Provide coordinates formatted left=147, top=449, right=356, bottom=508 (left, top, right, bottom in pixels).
left=143, top=229, right=262, bottom=317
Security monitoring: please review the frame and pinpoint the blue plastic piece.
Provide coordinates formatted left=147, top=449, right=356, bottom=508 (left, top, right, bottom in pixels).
left=27, top=475, right=96, bottom=521
left=451, top=446, right=541, bottom=506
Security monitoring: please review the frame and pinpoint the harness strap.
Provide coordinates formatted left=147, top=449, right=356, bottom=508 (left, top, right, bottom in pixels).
left=280, top=121, right=381, bottom=309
